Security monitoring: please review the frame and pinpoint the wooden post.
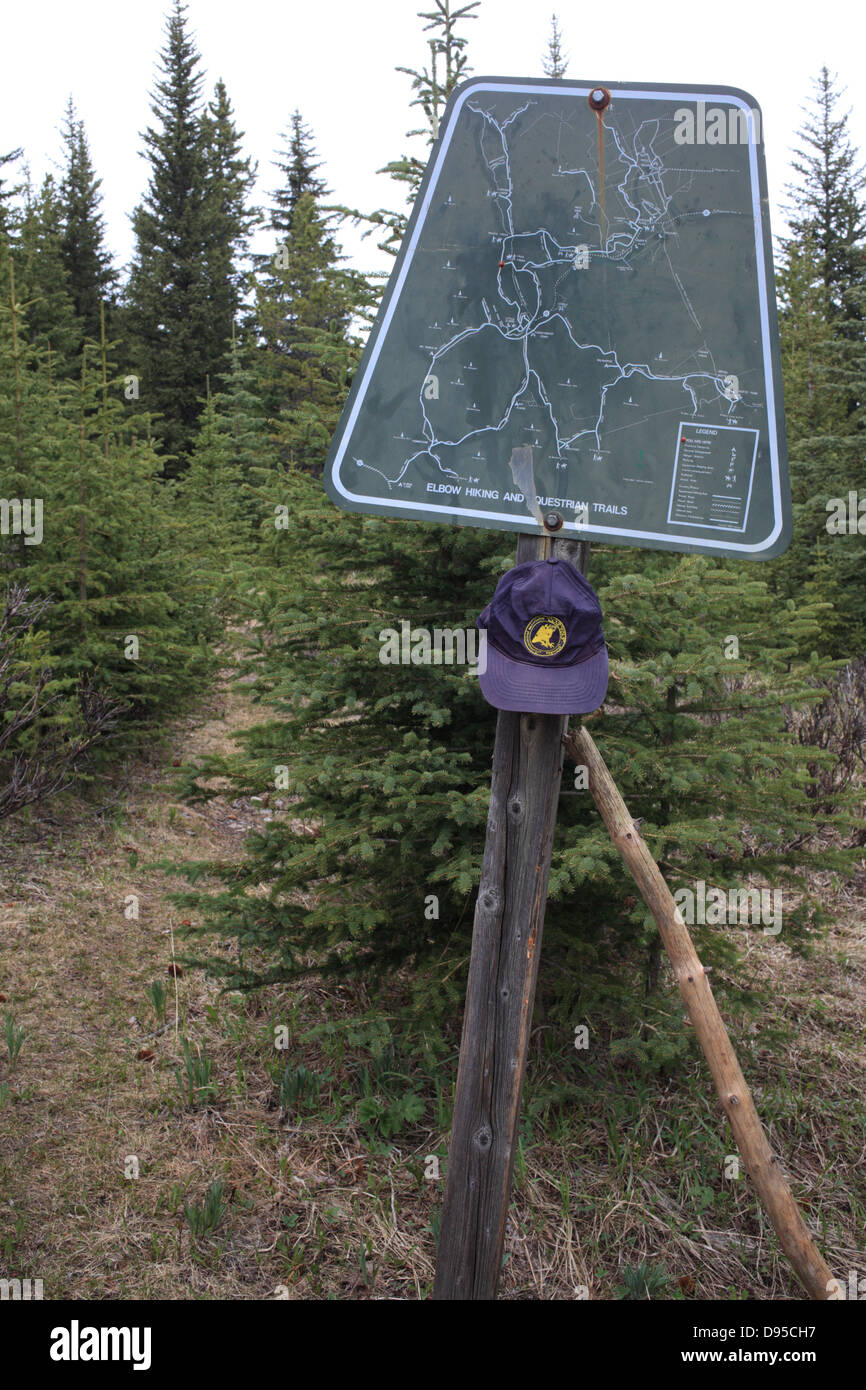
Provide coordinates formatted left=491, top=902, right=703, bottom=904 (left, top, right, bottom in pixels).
left=432, top=526, right=589, bottom=1300
left=564, top=724, right=835, bottom=1301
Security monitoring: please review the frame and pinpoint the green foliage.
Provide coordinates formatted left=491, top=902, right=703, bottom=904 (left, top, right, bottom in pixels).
left=124, top=1, right=255, bottom=466
left=278, top=1064, right=321, bottom=1117
left=254, top=184, right=375, bottom=470
left=393, top=0, right=479, bottom=162
left=542, top=15, right=568, bottom=79
left=249, top=110, right=376, bottom=478
left=177, top=373, right=255, bottom=613
left=59, top=99, right=118, bottom=352
left=267, top=110, right=328, bottom=240
left=0, top=249, right=217, bottom=761
left=356, top=1088, right=426, bottom=1143
left=616, top=1260, right=674, bottom=1300
left=0, top=584, right=120, bottom=818
left=14, top=173, right=80, bottom=370
left=198, top=79, right=258, bottom=377
left=774, top=67, right=866, bottom=656
left=45, top=371, right=209, bottom=727
left=174, top=1036, right=218, bottom=1107
left=0, top=147, right=23, bottom=240
left=608, top=1027, right=692, bottom=1076
left=784, top=67, right=866, bottom=333
left=354, top=1034, right=427, bottom=1143
left=145, top=980, right=168, bottom=1023
left=124, top=0, right=208, bottom=464
left=3, top=1011, right=27, bottom=1065
left=171, top=466, right=855, bottom=1063
left=183, top=1179, right=227, bottom=1238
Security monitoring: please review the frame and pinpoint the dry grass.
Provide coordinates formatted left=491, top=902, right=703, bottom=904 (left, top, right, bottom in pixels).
left=1, top=661, right=864, bottom=1301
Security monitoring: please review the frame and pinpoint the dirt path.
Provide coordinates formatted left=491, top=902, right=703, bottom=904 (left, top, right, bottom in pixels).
left=1, top=673, right=312, bottom=1298
left=1, top=662, right=436, bottom=1301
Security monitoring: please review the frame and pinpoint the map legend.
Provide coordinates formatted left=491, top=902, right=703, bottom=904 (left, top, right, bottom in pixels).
left=668, top=422, right=759, bottom=532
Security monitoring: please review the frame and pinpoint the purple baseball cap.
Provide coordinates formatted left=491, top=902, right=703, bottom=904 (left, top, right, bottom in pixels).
left=477, top=557, right=609, bottom=714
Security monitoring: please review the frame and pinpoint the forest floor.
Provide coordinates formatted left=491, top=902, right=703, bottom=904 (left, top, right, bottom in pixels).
left=1, top=654, right=865, bottom=1301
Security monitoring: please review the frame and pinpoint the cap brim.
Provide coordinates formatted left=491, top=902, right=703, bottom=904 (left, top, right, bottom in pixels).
left=478, top=643, right=609, bottom=714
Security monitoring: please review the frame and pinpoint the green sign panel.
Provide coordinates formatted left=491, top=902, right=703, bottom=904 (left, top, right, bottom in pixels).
left=325, top=77, right=792, bottom=559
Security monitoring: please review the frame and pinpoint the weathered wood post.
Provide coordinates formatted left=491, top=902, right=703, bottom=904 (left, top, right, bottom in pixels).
left=432, top=524, right=589, bottom=1300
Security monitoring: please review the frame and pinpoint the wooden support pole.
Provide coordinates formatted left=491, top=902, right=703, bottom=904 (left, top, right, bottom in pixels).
left=563, top=724, right=835, bottom=1301
left=432, top=528, right=588, bottom=1300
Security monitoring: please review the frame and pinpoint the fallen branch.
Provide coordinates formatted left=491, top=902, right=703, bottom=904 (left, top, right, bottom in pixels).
left=563, top=724, right=835, bottom=1301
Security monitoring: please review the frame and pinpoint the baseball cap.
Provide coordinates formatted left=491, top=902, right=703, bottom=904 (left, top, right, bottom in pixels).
left=476, top=557, right=609, bottom=714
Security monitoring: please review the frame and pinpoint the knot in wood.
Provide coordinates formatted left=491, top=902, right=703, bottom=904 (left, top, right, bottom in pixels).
left=508, top=796, right=523, bottom=819
left=475, top=1126, right=492, bottom=1152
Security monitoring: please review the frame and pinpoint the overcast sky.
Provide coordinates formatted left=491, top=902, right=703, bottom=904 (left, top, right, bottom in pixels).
left=3, top=0, right=864, bottom=280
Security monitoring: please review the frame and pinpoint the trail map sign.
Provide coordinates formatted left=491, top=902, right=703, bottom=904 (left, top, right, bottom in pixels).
left=321, top=75, right=827, bottom=1303
left=325, top=77, right=792, bottom=559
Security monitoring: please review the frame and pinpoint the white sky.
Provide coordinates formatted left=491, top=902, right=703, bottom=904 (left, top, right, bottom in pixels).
left=3, top=0, right=865, bottom=281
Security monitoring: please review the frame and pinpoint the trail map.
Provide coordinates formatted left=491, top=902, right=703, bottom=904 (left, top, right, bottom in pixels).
left=325, top=78, right=791, bottom=559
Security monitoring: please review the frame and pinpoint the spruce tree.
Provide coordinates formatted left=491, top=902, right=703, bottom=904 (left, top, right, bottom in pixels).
left=59, top=100, right=118, bottom=350
left=126, top=10, right=255, bottom=469
left=774, top=70, right=866, bottom=655
left=256, top=113, right=336, bottom=293
left=14, top=173, right=80, bottom=370
left=33, top=336, right=197, bottom=727
left=125, top=0, right=211, bottom=466
left=178, top=370, right=257, bottom=613
left=0, top=148, right=23, bottom=240
left=252, top=112, right=375, bottom=468
left=255, top=191, right=372, bottom=468
left=542, top=14, right=568, bottom=78
left=784, top=67, right=866, bottom=340
left=219, top=327, right=270, bottom=490
left=774, top=228, right=853, bottom=637
left=0, top=248, right=63, bottom=578
left=0, top=272, right=215, bottom=744
left=199, top=79, right=257, bottom=381
left=268, top=111, right=328, bottom=239
left=173, top=470, right=852, bottom=1065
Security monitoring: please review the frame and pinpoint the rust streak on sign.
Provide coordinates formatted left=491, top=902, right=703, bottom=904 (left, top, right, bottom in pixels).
left=588, top=87, right=611, bottom=243
left=598, top=113, right=605, bottom=235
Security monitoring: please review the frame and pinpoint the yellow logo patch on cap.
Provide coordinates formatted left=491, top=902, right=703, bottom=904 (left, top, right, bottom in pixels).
left=523, top=615, right=566, bottom=657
